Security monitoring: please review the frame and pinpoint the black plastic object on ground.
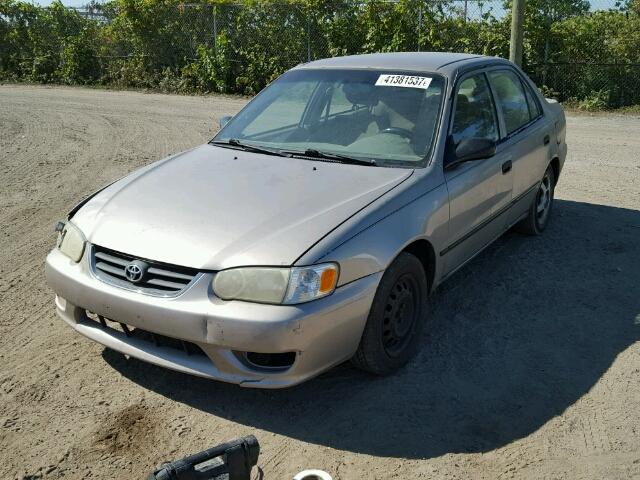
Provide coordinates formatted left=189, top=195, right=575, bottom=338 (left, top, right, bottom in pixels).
left=147, top=435, right=260, bottom=480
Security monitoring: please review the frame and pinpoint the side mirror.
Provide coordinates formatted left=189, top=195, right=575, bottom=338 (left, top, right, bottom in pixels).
left=218, top=115, right=233, bottom=129
left=445, top=136, right=496, bottom=169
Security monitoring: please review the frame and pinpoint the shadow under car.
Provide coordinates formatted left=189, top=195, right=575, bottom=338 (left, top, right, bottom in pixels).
left=102, top=198, right=640, bottom=459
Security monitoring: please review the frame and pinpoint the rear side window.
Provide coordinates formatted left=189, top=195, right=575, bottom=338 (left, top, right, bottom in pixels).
left=523, top=81, right=542, bottom=119
left=451, top=73, right=499, bottom=145
left=488, top=69, right=531, bottom=135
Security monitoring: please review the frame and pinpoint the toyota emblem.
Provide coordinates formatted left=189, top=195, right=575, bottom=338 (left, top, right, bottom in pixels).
left=124, top=260, right=147, bottom=283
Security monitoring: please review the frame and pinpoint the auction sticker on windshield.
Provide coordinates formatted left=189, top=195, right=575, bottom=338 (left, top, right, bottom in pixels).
left=375, top=74, right=432, bottom=89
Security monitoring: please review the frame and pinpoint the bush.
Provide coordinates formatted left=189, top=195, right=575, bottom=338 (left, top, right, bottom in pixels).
left=575, top=89, right=610, bottom=111
left=101, top=55, right=156, bottom=88
left=59, top=28, right=101, bottom=83
left=0, top=0, right=638, bottom=107
left=181, top=38, right=233, bottom=93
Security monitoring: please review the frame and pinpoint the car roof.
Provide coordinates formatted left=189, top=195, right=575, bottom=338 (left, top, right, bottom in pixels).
left=294, top=52, right=510, bottom=76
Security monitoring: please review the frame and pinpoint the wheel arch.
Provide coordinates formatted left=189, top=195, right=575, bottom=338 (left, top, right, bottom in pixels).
left=400, top=239, right=436, bottom=292
left=550, top=156, right=560, bottom=185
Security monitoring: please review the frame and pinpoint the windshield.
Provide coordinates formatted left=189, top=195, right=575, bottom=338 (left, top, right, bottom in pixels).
left=214, top=69, right=445, bottom=167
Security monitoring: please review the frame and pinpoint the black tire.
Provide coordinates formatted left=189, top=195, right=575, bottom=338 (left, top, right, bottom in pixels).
left=515, top=164, right=555, bottom=235
left=351, top=252, right=428, bottom=375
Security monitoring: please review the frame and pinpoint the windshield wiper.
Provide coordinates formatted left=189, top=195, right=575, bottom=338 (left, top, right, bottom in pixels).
left=211, top=138, right=290, bottom=157
left=292, top=148, right=377, bottom=166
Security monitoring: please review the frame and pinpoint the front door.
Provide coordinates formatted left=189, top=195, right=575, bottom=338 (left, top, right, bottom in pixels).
left=442, top=71, right=513, bottom=275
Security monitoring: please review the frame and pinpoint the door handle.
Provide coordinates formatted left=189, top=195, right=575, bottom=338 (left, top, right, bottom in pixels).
left=543, top=134, right=550, bottom=145
left=502, top=160, right=512, bottom=174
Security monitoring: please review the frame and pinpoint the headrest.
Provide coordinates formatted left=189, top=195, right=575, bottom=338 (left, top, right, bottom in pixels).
left=457, top=94, right=470, bottom=108
left=343, top=82, right=379, bottom=107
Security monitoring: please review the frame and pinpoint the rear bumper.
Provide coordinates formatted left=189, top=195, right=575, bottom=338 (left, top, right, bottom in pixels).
left=45, top=248, right=381, bottom=388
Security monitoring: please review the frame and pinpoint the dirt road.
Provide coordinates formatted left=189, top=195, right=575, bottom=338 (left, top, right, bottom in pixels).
left=1, top=85, right=639, bottom=480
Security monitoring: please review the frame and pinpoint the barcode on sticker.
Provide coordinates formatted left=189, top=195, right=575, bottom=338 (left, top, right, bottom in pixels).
left=375, top=74, right=432, bottom=90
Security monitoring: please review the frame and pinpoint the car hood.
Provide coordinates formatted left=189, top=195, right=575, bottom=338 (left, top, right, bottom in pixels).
left=72, top=144, right=412, bottom=270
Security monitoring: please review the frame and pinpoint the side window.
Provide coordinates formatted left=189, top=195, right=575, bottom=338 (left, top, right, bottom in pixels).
left=523, top=81, right=542, bottom=119
left=488, top=69, right=531, bottom=135
left=451, top=73, right=499, bottom=145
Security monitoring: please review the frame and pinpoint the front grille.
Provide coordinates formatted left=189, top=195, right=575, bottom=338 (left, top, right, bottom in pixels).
left=91, top=245, right=200, bottom=296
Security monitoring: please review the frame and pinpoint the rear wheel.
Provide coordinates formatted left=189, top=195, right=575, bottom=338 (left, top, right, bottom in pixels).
left=352, top=252, right=428, bottom=375
left=516, top=164, right=555, bottom=235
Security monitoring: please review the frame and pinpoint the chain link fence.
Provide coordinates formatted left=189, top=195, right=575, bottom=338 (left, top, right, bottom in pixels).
left=1, top=0, right=639, bottom=107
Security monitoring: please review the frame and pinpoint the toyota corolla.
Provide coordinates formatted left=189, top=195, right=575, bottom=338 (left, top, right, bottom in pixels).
left=45, top=52, right=566, bottom=388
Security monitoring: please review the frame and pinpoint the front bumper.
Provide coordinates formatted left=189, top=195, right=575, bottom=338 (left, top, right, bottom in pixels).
left=45, top=247, right=381, bottom=388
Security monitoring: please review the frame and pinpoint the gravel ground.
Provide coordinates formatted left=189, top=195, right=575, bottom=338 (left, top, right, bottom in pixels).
left=1, top=84, right=639, bottom=480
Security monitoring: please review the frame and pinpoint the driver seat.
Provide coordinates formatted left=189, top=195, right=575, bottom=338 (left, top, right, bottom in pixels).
left=356, top=95, right=418, bottom=141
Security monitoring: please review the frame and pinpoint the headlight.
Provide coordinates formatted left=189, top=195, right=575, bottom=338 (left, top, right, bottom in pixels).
left=284, top=264, right=339, bottom=304
left=56, top=221, right=86, bottom=262
left=212, top=263, right=339, bottom=305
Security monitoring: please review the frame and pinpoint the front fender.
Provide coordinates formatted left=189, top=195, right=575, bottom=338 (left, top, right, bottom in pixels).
left=298, top=177, right=450, bottom=288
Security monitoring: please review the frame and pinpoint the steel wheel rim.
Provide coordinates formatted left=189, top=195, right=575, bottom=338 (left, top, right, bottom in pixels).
left=382, top=274, right=419, bottom=357
left=536, top=172, right=552, bottom=223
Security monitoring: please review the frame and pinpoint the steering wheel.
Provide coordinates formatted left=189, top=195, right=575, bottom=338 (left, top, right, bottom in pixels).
left=380, top=127, right=413, bottom=139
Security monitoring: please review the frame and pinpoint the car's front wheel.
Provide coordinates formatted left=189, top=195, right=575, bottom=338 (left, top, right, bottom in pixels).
left=516, top=164, right=555, bottom=235
left=352, top=252, right=428, bottom=375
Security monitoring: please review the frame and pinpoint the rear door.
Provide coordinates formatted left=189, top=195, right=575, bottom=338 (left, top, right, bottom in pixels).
left=442, top=71, right=513, bottom=275
left=487, top=68, right=553, bottom=225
